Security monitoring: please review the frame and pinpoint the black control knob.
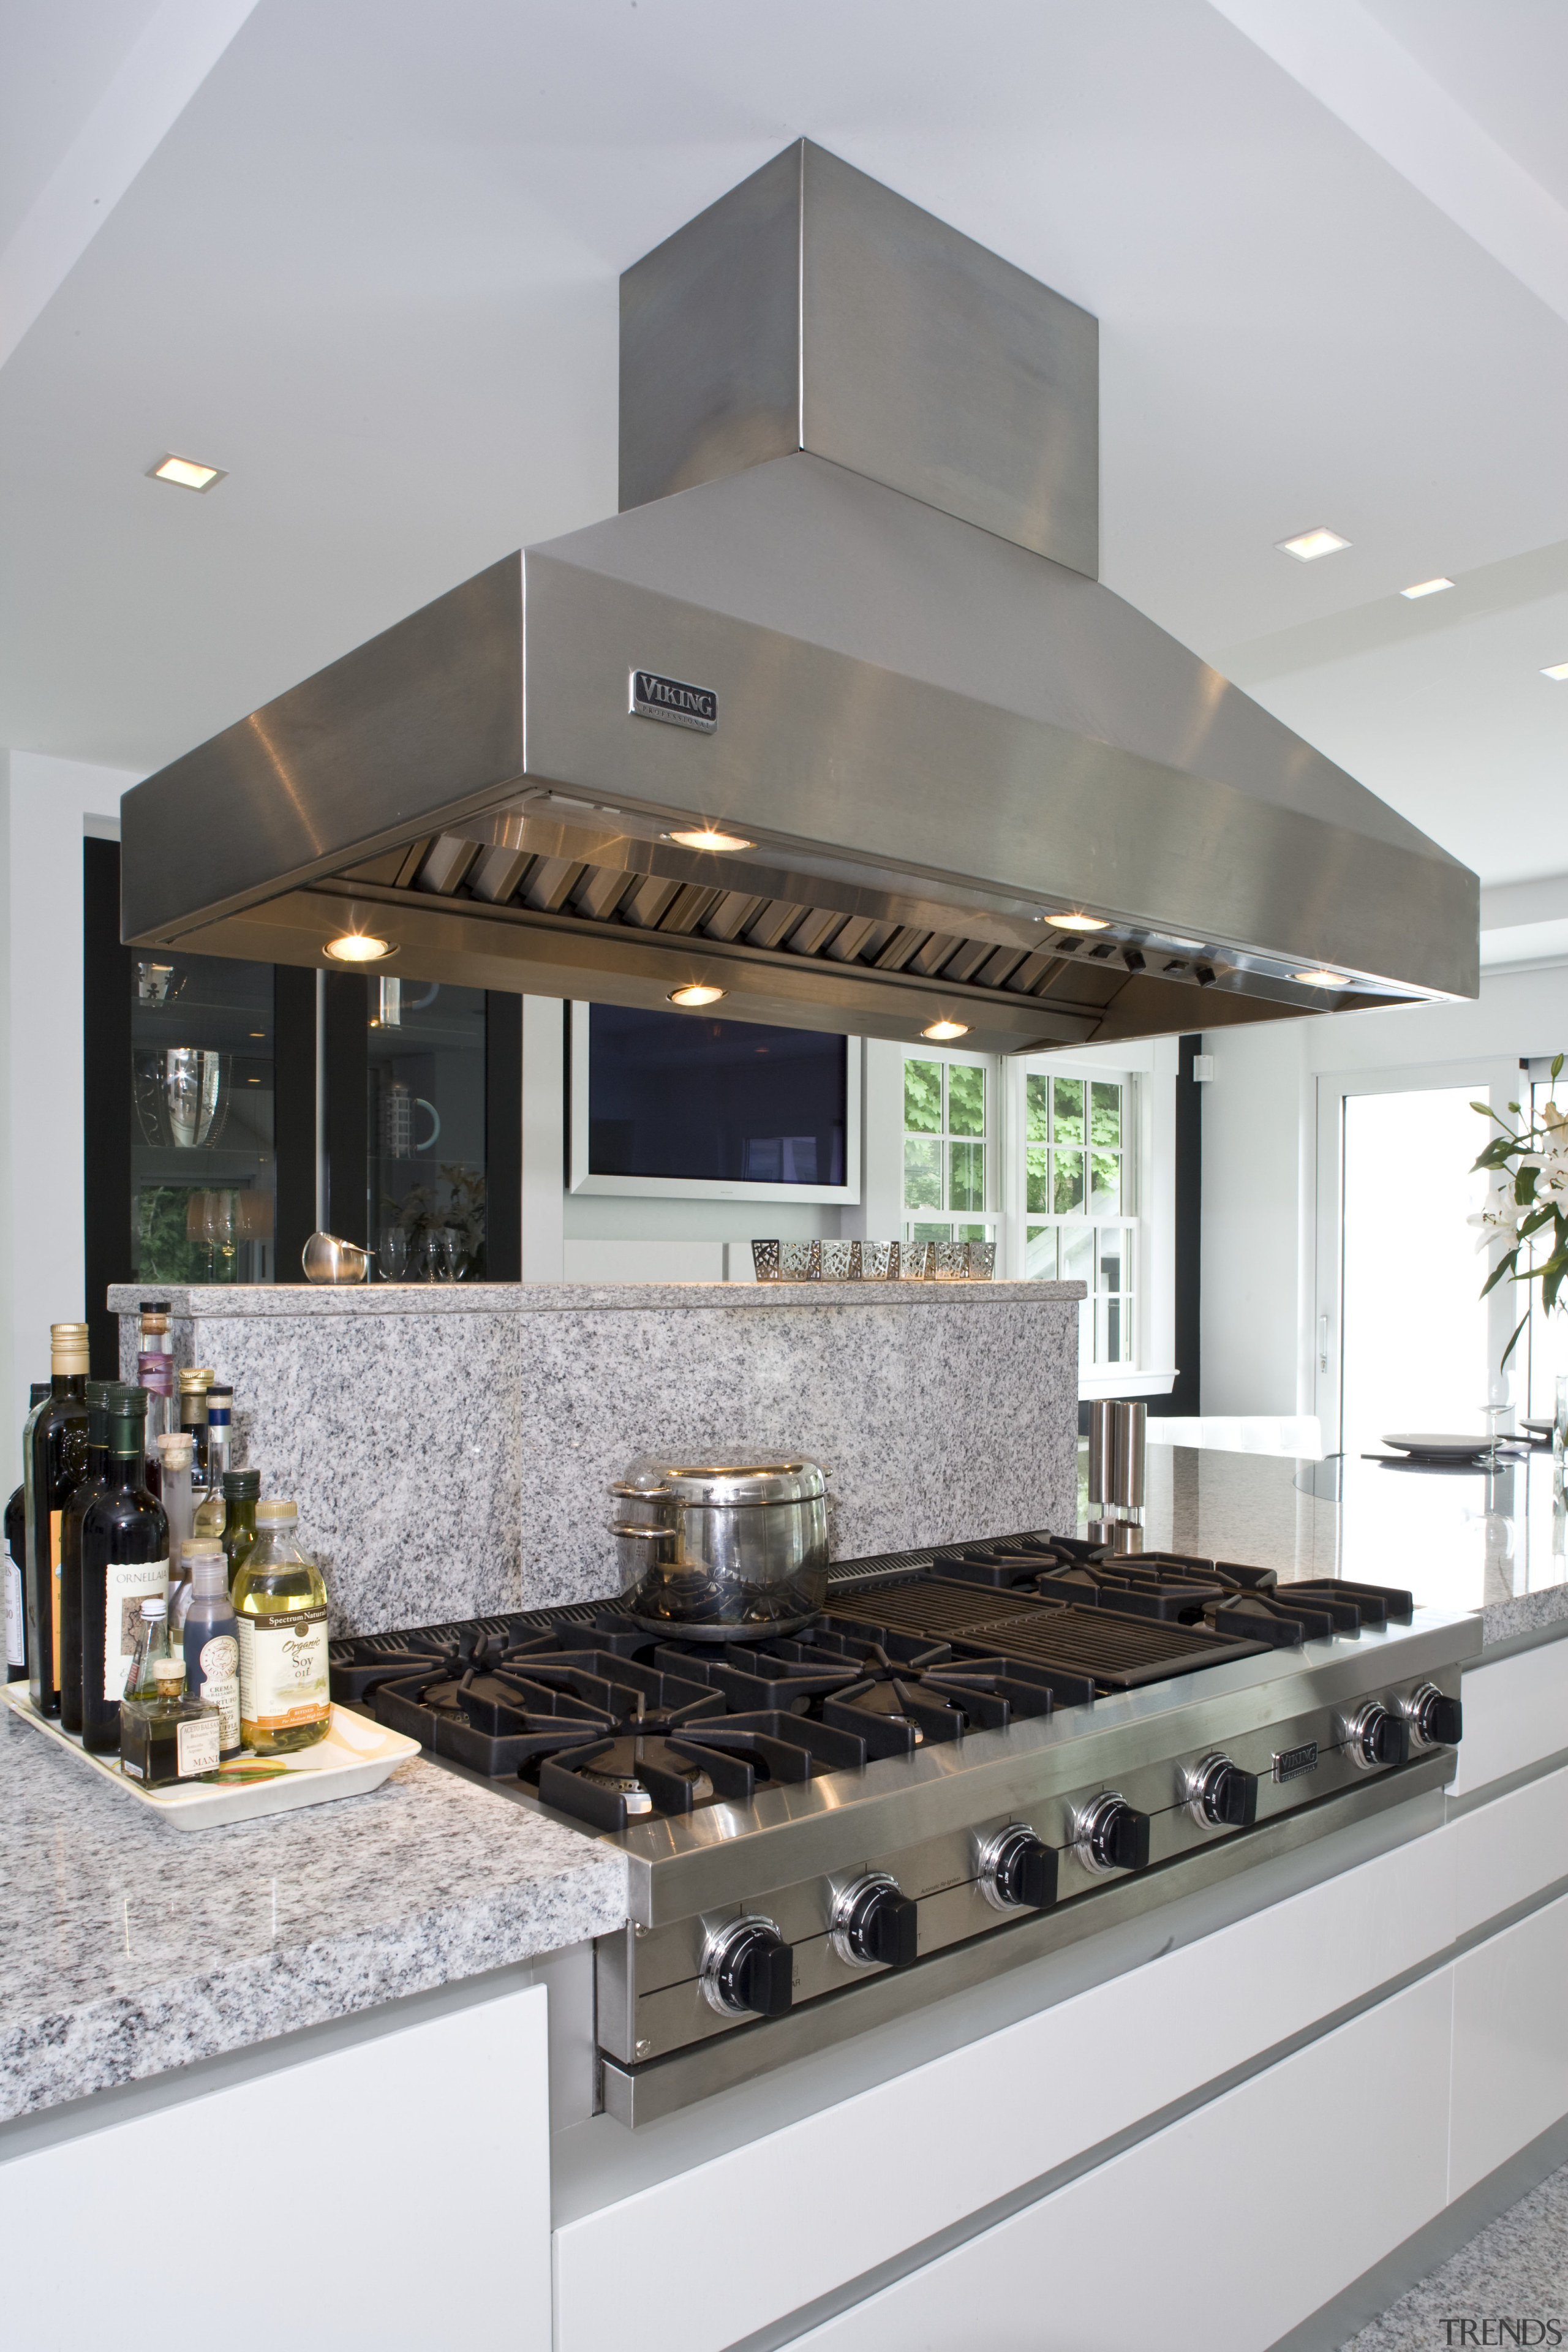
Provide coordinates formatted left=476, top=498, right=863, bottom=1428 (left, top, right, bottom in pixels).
left=1354, top=1702, right=1410, bottom=1769
left=1193, top=1754, right=1259, bottom=1828
left=1079, top=1793, right=1152, bottom=1874
left=1412, top=1684, right=1464, bottom=1748
left=700, top=1917, right=794, bottom=2018
left=832, top=1874, right=919, bottom=1969
left=979, top=1825, right=1059, bottom=1912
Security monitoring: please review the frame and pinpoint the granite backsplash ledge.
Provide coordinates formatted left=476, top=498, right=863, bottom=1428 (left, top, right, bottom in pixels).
left=111, top=1281, right=1084, bottom=1634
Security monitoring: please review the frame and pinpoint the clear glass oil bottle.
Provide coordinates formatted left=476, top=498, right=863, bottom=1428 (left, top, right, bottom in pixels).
left=232, top=1500, right=330, bottom=1754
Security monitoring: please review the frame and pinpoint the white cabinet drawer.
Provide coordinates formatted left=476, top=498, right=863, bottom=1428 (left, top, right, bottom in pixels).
left=0, top=1985, right=551, bottom=2351
left=1453, top=1641, right=1568, bottom=1797
left=1448, top=1758, right=1568, bottom=1935
left=788, top=1967, right=1453, bottom=2352
left=1452, top=1887, right=1568, bottom=2200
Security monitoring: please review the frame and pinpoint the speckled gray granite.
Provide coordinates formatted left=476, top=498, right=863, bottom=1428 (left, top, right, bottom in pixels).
left=1140, top=1445, right=1566, bottom=1650
left=0, top=1698, right=627, bottom=2124
left=113, top=1281, right=1083, bottom=1633
left=1341, top=2155, right=1568, bottom=2347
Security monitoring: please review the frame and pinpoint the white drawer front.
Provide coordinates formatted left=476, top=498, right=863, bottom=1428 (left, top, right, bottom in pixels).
left=787, top=1967, right=1453, bottom=2352
left=1452, top=1886, right=1568, bottom=2199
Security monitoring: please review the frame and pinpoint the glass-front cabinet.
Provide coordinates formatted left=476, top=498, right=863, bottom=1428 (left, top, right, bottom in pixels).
left=130, top=951, right=276, bottom=1284
left=365, top=976, right=488, bottom=1280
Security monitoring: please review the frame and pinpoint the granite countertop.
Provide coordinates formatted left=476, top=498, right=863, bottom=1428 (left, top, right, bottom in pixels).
left=0, top=1702, right=627, bottom=2126
left=108, top=1280, right=1085, bottom=1317
left=1142, top=1442, right=1565, bottom=1649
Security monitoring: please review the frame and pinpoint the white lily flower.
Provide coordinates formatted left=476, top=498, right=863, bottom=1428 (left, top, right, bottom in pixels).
left=1469, top=1177, right=1527, bottom=1251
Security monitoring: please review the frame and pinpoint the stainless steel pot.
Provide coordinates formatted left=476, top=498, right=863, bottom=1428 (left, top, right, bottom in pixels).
left=610, top=1452, right=830, bottom=1639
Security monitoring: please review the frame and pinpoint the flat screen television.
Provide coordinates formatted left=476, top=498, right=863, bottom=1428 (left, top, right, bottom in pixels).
left=568, top=1002, right=860, bottom=1201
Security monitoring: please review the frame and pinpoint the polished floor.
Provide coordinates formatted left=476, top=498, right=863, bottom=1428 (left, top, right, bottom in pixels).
left=1342, top=2159, right=1568, bottom=2347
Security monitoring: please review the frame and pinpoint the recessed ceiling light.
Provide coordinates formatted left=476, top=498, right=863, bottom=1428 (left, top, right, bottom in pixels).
left=149, top=453, right=225, bottom=492
left=921, top=1019, right=971, bottom=1041
left=1047, top=911, right=1109, bottom=932
left=668, top=983, right=726, bottom=1007
left=1292, top=968, right=1347, bottom=988
left=1543, top=662, right=1568, bottom=682
left=1276, top=527, right=1350, bottom=563
left=663, top=827, right=756, bottom=853
left=323, top=932, right=394, bottom=963
left=1401, top=577, right=1453, bottom=600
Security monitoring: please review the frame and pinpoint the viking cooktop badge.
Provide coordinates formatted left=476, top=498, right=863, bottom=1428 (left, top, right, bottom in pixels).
left=630, top=669, right=718, bottom=733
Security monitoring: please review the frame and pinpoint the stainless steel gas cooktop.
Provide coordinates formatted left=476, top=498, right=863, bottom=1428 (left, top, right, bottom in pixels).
left=331, top=1531, right=1475, bottom=2125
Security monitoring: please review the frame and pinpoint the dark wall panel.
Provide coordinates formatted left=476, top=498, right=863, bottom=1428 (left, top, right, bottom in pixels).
left=1169, top=1032, right=1202, bottom=1417
left=83, top=839, right=132, bottom=1376
left=274, top=965, right=318, bottom=1280
left=322, top=971, right=369, bottom=1247
left=484, top=990, right=522, bottom=1282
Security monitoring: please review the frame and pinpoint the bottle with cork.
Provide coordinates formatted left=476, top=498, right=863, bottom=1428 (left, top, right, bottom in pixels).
left=80, top=1384, right=169, bottom=1754
left=178, top=1368, right=216, bottom=1493
left=57, top=1378, right=112, bottom=1736
left=25, top=1322, right=90, bottom=1719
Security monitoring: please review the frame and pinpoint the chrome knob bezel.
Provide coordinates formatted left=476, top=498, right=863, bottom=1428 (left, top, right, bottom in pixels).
left=829, top=1871, right=902, bottom=1967
left=1404, top=1681, right=1446, bottom=1749
left=976, top=1823, right=1042, bottom=1912
left=1185, top=1752, right=1237, bottom=1828
left=1071, top=1791, right=1133, bottom=1874
left=1345, top=1699, right=1395, bottom=1769
left=699, top=1913, right=785, bottom=2016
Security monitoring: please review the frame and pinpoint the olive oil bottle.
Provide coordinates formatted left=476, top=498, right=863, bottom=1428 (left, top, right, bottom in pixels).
left=233, top=1500, right=330, bottom=1754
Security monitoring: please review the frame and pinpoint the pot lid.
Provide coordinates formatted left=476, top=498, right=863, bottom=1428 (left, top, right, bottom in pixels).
left=616, top=1451, right=828, bottom=1506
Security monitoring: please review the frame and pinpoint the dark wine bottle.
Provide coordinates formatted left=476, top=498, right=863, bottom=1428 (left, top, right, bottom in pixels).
left=5, top=1384, right=49, bottom=1683
left=26, top=1324, right=90, bottom=1718
left=58, top=1379, right=112, bottom=1734
left=80, top=1385, right=169, bottom=1754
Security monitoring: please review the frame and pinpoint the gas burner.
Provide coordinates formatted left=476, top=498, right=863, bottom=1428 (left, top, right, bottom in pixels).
left=535, top=1709, right=868, bottom=1831
left=815, top=1642, right=1054, bottom=1752
left=369, top=1633, right=726, bottom=1775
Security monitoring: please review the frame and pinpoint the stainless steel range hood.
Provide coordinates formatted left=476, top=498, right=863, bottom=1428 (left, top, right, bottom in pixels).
left=121, top=141, right=1477, bottom=1052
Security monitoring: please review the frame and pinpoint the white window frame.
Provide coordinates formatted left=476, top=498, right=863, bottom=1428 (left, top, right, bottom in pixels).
left=1005, top=1038, right=1179, bottom=1399
left=896, top=1039, right=1000, bottom=1243
left=567, top=1003, right=862, bottom=1203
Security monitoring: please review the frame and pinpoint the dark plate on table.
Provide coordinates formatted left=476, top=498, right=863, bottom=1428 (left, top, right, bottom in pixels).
left=1380, top=1431, right=1498, bottom=1463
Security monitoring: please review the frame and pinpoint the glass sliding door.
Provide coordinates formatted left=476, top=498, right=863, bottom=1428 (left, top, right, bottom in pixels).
left=1316, top=1061, right=1513, bottom=1457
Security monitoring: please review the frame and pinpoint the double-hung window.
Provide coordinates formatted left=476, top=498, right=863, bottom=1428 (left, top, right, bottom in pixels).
left=1023, top=1068, right=1137, bottom=1368
left=902, top=1050, right=996, bottom=1243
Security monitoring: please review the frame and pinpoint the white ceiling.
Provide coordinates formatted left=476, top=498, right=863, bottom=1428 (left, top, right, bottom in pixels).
left=4, top=0, right=1568, bottom=954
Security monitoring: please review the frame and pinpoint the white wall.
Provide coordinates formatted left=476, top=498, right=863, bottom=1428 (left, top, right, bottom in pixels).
left=1200, top=961, right=1568, bottom=1417
left=0, top=750, right=140, bottom=1485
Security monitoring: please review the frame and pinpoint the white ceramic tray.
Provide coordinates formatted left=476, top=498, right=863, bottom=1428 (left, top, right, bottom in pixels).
left=2, top=1682, right=420, bottom=1830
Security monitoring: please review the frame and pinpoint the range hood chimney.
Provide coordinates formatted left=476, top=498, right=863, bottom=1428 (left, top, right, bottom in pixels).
left=121, top=141, right=1477, bottom=1050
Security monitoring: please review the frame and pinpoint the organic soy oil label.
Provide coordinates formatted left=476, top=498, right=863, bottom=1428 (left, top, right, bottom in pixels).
left=236, top=1604, right=330, bottom=1733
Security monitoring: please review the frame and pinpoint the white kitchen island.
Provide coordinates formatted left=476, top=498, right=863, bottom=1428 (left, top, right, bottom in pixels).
left=6, top=1450, right=1568, bottom=2350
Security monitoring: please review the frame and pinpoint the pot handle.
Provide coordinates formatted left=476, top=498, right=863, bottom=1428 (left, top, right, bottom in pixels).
left=609, top=1481, right=671, bottom=1500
